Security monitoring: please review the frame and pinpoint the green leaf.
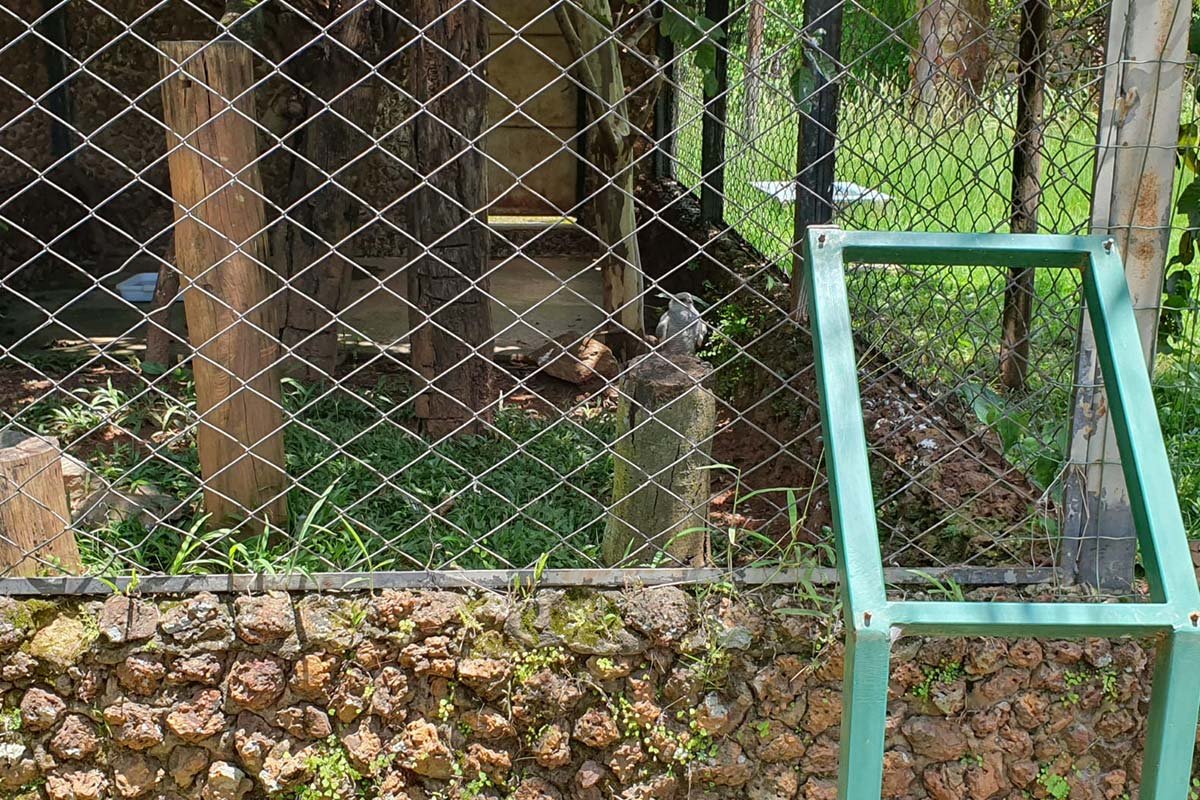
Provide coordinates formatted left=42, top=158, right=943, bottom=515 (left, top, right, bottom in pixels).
left=1177, top=178, right=1200, bottom=215
left=1171, top=230, right=1195, bottom=268
left=790, top=65, right=816, bottom=111
left=693, top=14, right=725, bottom=42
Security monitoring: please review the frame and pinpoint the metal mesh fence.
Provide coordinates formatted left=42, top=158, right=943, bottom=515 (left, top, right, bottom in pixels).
left=0, top=0, right=1189, bottom=587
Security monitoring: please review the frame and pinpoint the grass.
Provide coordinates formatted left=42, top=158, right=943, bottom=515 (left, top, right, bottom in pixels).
left=673, top=60, right=1200, bottom=536
left=19, top=371, right=616, bottom=575
left=7, top=46, right=1199, bottom=579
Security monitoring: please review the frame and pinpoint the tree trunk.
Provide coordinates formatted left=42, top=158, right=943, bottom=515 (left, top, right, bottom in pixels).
left=160, top=39, right=289, bottom=529
left=407, top=0, right=496, bottom=438
left=275, top=2, right=385, bottom=381
left=912, top=0, right=992, bottom=109
left=999, top=0, right=1048, bottom=393
left=603, top=354, right=715, bottom=567
left=555, top=0, right=645, bottom=358
left=144, top=235, right=180, bottom=369
left=742, top=0, right=766, bottom=142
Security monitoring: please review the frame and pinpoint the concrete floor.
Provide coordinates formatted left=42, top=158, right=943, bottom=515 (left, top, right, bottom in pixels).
left=1, top=255, right=604, bottom=359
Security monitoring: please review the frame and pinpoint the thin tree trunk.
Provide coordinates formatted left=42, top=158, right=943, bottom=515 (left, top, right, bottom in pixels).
left=912, top=0, right=991, bottom=110
left=144, top=235, right=180, bottom=369
left=276, top=2, right=384, bottom=381
left=999, top=0, right=1048, bottom=393
left=555, top=0, right=645, bottom=358
left=407, top=0, right=496, bottom=438
left=742, top=0, right=766, bottom=142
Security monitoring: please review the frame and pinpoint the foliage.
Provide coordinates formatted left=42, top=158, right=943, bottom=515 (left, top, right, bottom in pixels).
left=910, top=658, right=964, bottom=699
left=292, top=737, right=361, bottom=800
left=1169, top=21, right=1200, bottom=354
left=660, top=7, right=726, bottom=96
left=960, top=382, right=1066, bottom=492
left=26, top=371, right=616, bottom=575
left=1037, top=765, right=1071, bottom=800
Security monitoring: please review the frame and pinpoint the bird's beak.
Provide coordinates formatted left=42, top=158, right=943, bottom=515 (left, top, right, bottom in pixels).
left=692, top=298, right=711, bottom=309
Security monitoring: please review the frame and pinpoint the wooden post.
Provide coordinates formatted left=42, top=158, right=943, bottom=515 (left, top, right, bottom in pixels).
left=999, top=0, right=1048, bottom=393
left=0, top=432, right=80, bottom=576
left=603, top=355, right=715, bottom=566
left=789, top=0, right=844, bottom=320
left=408, top=0, right=497, bottom=438
left=699, top=0, right=731, bottom=226
left=159, top=40, right=288, bottom=528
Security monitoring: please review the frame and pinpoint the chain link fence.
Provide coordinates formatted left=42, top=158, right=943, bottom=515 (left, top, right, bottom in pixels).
left=0, top=0, right=1189, bottom=587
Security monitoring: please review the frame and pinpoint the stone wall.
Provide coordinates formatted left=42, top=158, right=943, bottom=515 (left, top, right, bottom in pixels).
left=0, top=588, right=1180, bottom=800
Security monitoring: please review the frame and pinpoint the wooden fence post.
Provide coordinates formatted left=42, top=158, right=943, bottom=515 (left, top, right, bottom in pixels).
left=159, top=40, right=288, bottom=529
left=0, top=432, right=80, bottom=576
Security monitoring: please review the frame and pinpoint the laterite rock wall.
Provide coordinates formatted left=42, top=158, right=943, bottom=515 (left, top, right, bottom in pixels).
left=0, top=588, right=1177, bottom=800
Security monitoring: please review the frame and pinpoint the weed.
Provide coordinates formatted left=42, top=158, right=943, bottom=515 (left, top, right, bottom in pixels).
left=291, top=737, right=361, bottom=800
left=908, top=570, right=965, bottom=602
left=512, top=647, right=569, bottom=685
left=911, top=660, right=964, bottom=700
left=1, top=707, right=21, bottom=732
left=1037, top=765, right=1071, bottom=800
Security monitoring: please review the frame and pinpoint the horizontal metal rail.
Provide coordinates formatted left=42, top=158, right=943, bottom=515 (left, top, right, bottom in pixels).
left=0, top=565, right=1060, bottom=596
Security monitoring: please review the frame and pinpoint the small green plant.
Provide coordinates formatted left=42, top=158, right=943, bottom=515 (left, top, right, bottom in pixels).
left=512, top=646, right=568, bottom=685
left=681, top=644, right=732, bottom=690
left=1, top=707, right=22, bottom=732
left=909, top=570, right=965, bottom=602
left=1037, top=765, right=1071, bottom=800
left=911, top=659, right=964, bottom=700
left=292, top=737, right=361, bottom=800
left=1098, top=666, right=1119, bottom=701
left=436, top=690, right=456, bottom=722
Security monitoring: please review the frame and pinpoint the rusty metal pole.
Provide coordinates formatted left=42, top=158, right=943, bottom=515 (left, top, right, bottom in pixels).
left=1062, top=0, right=1192, bottom=588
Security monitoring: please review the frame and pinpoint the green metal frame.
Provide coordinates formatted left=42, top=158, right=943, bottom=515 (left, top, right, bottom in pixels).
left=804, top=228, right=1200, bottom=799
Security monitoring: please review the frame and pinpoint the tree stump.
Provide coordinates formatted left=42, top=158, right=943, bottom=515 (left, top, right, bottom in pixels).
left=603, top=354, right=716, bottom=566
left=0, top=432, right=80, bottom=576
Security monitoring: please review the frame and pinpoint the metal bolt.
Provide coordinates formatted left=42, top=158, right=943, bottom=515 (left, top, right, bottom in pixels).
left=817, top=233, right=827, bottom=247
left=1103, top=238, right=1114, bottom=253
left=1190, top=611, right=1199, bottom=627
left=863, top=611, right=872, bottom=626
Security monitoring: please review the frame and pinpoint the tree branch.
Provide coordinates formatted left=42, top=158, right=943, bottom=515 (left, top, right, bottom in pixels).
left=554, top=2, right=624, bottom=155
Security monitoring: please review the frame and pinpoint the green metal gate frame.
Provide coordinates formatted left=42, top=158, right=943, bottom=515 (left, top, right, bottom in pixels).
left=804, top=228, right=1200, bottom=799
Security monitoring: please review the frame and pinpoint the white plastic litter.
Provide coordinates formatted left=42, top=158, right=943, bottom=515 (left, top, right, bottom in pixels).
left=115, top=273, right=159, bottom=303
left=750, top=180, right=892, bottom=209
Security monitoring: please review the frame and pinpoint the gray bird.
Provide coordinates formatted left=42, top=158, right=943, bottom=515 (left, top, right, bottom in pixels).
left=655, top=292, right=708, bottom=355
